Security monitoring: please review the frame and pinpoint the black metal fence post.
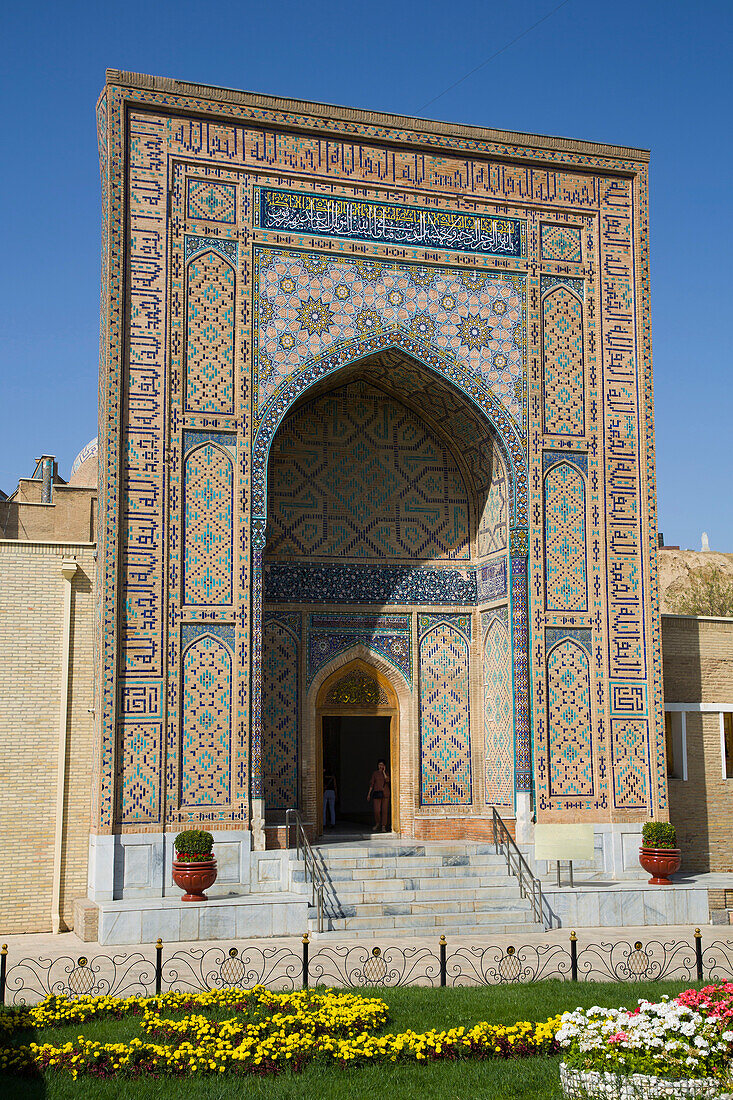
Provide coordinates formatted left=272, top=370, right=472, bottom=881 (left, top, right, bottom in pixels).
left=570, top=931, right=578, bottom=981
left=302, top=933, right=309, bottom=989
left=695, top=927, right=704, bottom=982
left=155, top=938, right=163, bottom=995
left=439, top=935, right=447, bottom=987
left=0, top=944, right=7, bottom=1006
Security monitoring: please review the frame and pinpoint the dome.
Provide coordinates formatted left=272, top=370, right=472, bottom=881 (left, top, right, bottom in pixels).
left=68, top=437, right=98, bottom=488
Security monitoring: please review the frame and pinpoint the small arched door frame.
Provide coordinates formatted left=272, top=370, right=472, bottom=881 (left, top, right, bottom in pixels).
left=306, top=648, right=409, bottom=836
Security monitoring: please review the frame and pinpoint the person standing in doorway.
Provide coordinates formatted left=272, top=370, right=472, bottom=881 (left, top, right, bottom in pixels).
left=367, top=759, right=390, bottom=832
left=323, top=769, right=337, bottom=830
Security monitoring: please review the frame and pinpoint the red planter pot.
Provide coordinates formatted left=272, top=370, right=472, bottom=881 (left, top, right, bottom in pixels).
left=638, top=847, right=681, bottom=885
left=172, top=857, right=218, bottom=901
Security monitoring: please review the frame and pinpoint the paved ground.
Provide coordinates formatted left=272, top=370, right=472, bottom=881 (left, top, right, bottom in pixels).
left=2, top=921, right=730, bottom=955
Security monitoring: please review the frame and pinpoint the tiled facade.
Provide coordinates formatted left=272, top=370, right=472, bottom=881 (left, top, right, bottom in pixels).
left=91, top=70, right=665, bottom=873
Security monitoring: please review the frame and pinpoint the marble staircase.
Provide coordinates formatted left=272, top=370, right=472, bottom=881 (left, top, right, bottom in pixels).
left=290, top=837, right=541, bottom=936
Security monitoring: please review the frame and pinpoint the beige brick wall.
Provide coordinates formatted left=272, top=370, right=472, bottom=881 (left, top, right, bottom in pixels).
left=0, top=542, right=96, bottom=932
left=662, top=615, right=733, bottom=871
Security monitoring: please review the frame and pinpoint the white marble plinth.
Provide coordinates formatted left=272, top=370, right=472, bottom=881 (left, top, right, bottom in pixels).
left=94, top=892, right=309, bottom=945
left=543, top=884, right=709, bottom=928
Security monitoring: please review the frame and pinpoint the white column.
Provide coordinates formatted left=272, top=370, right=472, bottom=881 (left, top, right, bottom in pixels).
left=52, top=559, right=78, bottom=933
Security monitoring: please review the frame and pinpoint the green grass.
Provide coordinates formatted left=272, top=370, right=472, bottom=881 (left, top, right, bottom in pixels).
left=1, top=979, right=703, bottom=1100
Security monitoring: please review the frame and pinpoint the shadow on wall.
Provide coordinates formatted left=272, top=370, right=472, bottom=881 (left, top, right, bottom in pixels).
left=663, top=616, right=709, bottom=871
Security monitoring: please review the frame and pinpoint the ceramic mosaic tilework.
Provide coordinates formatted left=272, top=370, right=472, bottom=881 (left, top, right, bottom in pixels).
left=187, top=180, right=237, bottom=223
left=476, top=558, right=507, bottom=602
left=185, top=249, right=235, bottom=414
left=181, top=635, right=232, bottom=807
left=183, top=443, right=234, bottom=605
left=544, top=462, right=588, bottom=612
left=265, top=380, right=471, bottom=561
left=253, top=248, right=526, bottom=427
left=419, top=621, right=472, bottom=805
left=542, top=286, right=584, bottom=436
left=257, top=187, right=526, bottom=256
left=610, top=719, right=650, bottom=810
left=307, top=614, right=411, bottom=685
left=541, top=224, right=582, bottom=263
left=262, top=618, right=299, bottom=811
left=96, top=78, right=663, bottom=837
left=252, top=340, right=528, bottom=536
left=478, top=453, right=508, bottom=557
left=547, top=640, right=594, bottom=798
left=264, top=563, right=476, bottom=604
left=119, top=722, right=162, bottom=824
left=483, top=617, right=514, bottom=808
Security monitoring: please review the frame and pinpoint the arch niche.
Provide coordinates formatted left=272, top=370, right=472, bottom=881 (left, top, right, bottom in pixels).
left=309, top=654, right=404, bottom=835
left=251, top=340, right=529, bottom=842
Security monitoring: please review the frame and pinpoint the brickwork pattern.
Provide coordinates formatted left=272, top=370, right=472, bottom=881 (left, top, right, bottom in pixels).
left=542, top=286, right=584, bottom=437
left=185, top=250, right=235, bottom=414
left=663, top=616, right=733, bottom=871
left=262, top=618, right=299, bottom=811
left=0, top=544, right=96, bottom=932
left=181, top=635, right=232, bottom=807
left=92, top=76, right=661, bottom=842
left=547, top=640, right=594, bottom=797
left=483, top=616, right=514, bottom=807
left=544, top=462, right=588, bottom=611
left=183, top=443, right=234, bottom=605
left=418, top=621, right=472, bottom=805
left=265, top=381, right=471, bottom=561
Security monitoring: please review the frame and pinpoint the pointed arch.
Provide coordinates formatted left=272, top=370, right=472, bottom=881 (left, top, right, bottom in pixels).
left=262, top=618, right=300, bottom=811
left=185, top=249, right=235, bottom=414
left=546, top=638, right=593, bottom=797
left=181, top=633, right=232, bottom=807
left=183, top=442, right=234, bottom=605
left=542, top=285, right=584, bottom=436
left=483, top=616, right=514, bottom=808
left=544, top=461, right=587, bottom=612
left=419, top=623, right=472, bottom=806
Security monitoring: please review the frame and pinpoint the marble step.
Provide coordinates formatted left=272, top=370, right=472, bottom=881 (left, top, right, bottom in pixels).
left=315, top=912, right=538, bottom=933
left=320, top=897, right=534, bottom=918
left=313, top=855, right=509, bottom=871
left=319, top=884, right=525, bottom=905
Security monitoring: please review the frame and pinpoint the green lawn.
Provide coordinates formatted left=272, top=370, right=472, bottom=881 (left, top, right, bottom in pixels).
left=2, top=979, right=702, bottom=1100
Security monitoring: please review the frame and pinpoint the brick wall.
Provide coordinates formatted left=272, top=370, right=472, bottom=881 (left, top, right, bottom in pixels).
left=662, top=615, right=733, bottom=872
left=0, top=542, right=96, bottom=932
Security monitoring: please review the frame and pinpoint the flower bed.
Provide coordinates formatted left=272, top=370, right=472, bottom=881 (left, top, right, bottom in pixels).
left=0, top=987, right=561, bottom=1078
left=557, top=984, right=733, bottom=1099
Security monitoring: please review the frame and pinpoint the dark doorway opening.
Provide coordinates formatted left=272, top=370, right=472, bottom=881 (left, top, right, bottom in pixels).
left=322, top=715, right=391, bottom=830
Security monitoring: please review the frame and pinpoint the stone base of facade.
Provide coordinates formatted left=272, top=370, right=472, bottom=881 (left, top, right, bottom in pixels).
left=543, top=882, right=709, bottom=928
left=88, top=830, right=294, bottom=901
left=84, top=893, right=309, bottom=945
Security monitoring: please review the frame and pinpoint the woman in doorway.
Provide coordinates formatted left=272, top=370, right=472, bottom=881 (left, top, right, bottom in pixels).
left=367, top=759, right=390, bottom=832
left=323, top=769, right=337, bottom=830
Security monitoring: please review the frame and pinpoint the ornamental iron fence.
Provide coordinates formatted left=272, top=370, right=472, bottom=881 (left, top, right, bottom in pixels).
left=2, top=929, right=733, bottom=1006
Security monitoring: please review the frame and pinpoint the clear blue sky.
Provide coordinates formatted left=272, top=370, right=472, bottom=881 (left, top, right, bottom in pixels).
left=1, top=0, right=731, bottom=549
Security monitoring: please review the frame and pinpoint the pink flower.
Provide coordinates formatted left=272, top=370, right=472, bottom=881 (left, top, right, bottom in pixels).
left=607, top=1031, right=628, bottom=1044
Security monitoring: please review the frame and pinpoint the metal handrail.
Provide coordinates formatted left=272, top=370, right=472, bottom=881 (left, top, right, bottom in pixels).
left=285, top=809, right=324, bottom=933
left=492, top=807, right=551, bottom=930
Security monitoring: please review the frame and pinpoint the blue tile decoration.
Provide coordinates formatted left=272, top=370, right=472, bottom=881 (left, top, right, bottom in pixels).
left=483, top=616, right=514, bottom=808
left=306, top=613, right=412, bottom=685
left=262, top=618, right=299, bottom=811
left=544, top=462, right=588, bottom=612
left=546, top=627, right=592, bottom=654
left=547, top=639, right=594, bottom=798
left=187, top=181, right=237, bottom=223
left=477, top=558, right=507, bottom=602
left=183, top=443, right=234, bottom=605
left=542, top=284, right=584, bottom=437
left=258, top=187, right=526, bottom=257
left=264, top=563, right=476, bottom=604
left=419, top=621, right=472, bottom=805
left=181, top=635, right=232, bottom=807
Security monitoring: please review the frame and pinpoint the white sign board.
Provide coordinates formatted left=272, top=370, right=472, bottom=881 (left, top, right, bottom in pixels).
left=534, top=824, right=595, bottom=862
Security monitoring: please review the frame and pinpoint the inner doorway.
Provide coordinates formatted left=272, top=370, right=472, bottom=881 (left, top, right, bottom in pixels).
left=322, top=716, right=391, bottom=831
